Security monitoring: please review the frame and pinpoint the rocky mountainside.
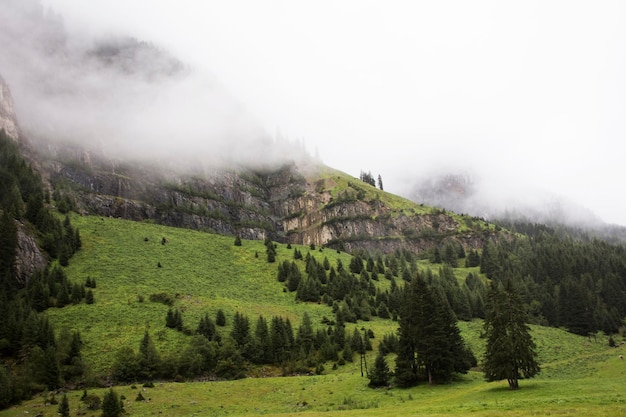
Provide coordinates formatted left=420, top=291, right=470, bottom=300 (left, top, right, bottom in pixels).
left=0, top=0, right=505, bottom=264
left=37, top=137, right=499, bottom=255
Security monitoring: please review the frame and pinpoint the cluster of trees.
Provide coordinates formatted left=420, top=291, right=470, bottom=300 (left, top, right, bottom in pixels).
left=26, top=266, right=94, bottom=311
left=0, top=320, right=85, bottom=407
left=394, top=275, right=475, bottom=386
left=277, top=247, right=488, bottom=327
left=113, top=310, right=375, bottom=383
left=358, top=171, right=383, bottom=190
left=56, top=388, right=124, bottom=417
left=480, top=228, right=626, bottom=335
left=0, top=130, right=85, bottom=408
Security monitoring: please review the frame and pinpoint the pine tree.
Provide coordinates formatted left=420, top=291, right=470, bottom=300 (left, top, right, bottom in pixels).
left=216, top=309, right=226, bottom=326
left=58, top=393, right=70, bottom=417
left=483, top=280, right=540, bottom=389
left=252, top=315, right=271, bottom=363
left=101, top=388, right=122, bottom=417
left=230, top=312, right=250, bottom=349
left=368, top=351, right=391, bottom=387
left=85, top=289, right=95, bottom=304
left=44, top=345, right=61, bottom=390
left=395, top=275, right=470, bottom=386
left=138, top=331, right=161, bottom=380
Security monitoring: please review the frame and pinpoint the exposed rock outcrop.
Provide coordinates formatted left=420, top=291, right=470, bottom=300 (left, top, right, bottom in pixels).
left=15, top=222, right=47, bottom=286
left=0, top=75, right=19, bottom=140
left=40, top=140, right=502, bottom=256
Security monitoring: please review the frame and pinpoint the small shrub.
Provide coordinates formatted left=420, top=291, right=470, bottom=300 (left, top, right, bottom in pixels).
left=149, top=293, right=174, bottom=306
left=84, top=394, right=101, bottom=410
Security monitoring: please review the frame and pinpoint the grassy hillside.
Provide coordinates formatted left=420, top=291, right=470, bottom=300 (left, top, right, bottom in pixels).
left=45, top=215, right=379, bottom=374
left=3, top=215, right=625, bottom=417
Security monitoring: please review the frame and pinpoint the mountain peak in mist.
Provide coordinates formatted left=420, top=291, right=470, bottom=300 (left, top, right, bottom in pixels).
left=407, top=170, right=606, bottom=230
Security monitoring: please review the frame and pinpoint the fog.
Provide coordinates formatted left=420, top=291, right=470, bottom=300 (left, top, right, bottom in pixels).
left=0, top=0, right=306, bottom=170
left=5, top=1, right=626, bottom=226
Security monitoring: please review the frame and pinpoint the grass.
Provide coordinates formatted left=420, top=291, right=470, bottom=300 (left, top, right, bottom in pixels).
left=3, top=215, right=625, bottom=416
left=44, top=215, right=375, bottom=374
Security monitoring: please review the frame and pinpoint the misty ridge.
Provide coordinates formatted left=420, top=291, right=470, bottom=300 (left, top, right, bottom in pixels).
left=2, top=0, right=624, bottom=238
left=0, top=0, right=311, bottom=172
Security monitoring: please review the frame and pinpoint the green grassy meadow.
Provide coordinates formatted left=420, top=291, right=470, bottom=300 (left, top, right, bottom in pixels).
left=2, top=215, right=626, bottom=416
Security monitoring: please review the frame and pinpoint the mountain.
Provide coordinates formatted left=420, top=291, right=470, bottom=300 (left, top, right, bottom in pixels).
left=406, top=170, right=626, bottom=243
left=0, top=1, right=506, bottom=262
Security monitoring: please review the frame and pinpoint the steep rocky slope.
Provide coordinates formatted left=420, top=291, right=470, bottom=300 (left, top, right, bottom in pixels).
left=0, top=76, right=19, bottom=140
left=35, top=137, right=500, bottom=256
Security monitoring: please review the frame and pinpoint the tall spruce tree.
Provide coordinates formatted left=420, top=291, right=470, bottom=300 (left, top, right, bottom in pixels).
left=138, top=331, right=161, bottom=380
left=483, top=280, right=540, bottom=389
left=368, top=350, right=392, bottom=387
left=395, top=275, right=470, bottom=386
left=101, top=388, right=122, bottom=417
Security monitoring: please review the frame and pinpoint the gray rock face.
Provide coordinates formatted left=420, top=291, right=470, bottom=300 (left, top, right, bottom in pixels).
left=41, top=142, right=498, bottom=256
left=15, top=222, right=47, bottom=286
left=0, top=75, right=19, bottom=140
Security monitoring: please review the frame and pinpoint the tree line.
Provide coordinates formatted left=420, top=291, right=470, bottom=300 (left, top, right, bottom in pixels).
left=110, top=310, right=376, bottom=383
left=480, top=228, right=626, bottom=335
left=0, top=130, right=84, bottom=408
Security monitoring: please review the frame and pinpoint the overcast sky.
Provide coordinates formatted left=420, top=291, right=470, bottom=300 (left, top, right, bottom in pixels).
left=41, top=0, right=626, bottom=225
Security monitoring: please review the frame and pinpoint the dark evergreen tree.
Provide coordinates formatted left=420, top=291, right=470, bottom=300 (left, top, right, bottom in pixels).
left=216, top=309, right=226, bottom=326
left=85, top=289, right=95, bottom=304
left=483, top=280, right=540, bottom=389
left=44, top=345, right=60, bottom=390
left=252, top=315, right=271, bottom=364
left=265, top=238, right=276, bottom=263
left=377, top=174, right=384, bottom=191
left=395, top=275, right=470, bottom=385
left=102, top=388, right=122, bottom=417
left=138, top=331, right=161, bottom=380
left=230, top=312, right=250, bottom=350
left=58, top=393, right=70, bottom=417
left=111, top=347, right=139, bottom=382
left=296, top=312, right=315, bottom=355
left=197, top=313, right=218, bottom=341
left=0, top=365, right=11, bottom=410
left=368, top=350, right=392, bottom=387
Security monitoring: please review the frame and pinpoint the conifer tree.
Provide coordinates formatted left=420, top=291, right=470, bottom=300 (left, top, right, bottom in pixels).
left=58, top=393, right=70, bottom=417
left=368, top=350, right=392, bottom=387
left=483, top=280, right=540, bottom=389
left=102, top=388, right=122, bottom=417
left=85, top=289, right=94, bottom=304
left=138, top=331, right=161, bottom=380
left=395, top=275, right=470, bottom=386
left=216, top=309, right=226, bottom=326
left=0, top=365, right=11, bottom=409
left=230, top=312, right=250, bottom=349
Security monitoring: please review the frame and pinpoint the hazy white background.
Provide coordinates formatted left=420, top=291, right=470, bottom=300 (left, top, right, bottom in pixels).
left=41, top=0, right=626, bottom=225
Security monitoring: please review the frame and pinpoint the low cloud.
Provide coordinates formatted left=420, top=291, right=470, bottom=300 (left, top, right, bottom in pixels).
left=0, top=0, right=307, bottom=171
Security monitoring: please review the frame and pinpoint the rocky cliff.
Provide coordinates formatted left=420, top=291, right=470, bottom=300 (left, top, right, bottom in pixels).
left=0, top=75, right=19, bottom=140
left=40, top=140, right=500, bottom=256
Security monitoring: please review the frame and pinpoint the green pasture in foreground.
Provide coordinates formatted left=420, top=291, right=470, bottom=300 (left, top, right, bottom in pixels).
left=4, top=215, right=626, bottom=416
left=3, top=347, right=626, bottom=417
